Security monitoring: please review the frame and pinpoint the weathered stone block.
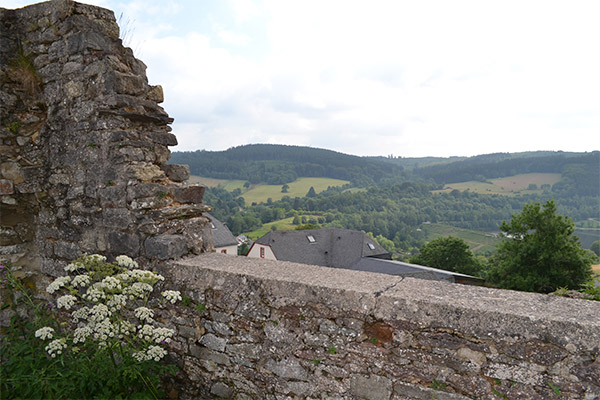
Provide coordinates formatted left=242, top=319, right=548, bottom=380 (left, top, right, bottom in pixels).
left=199, top=333, right=227, bottom=352
left=1, top=162, right=24, bottom=184
left=210, top=382, right=234, bottom=399
left=173, top=185, right=205, bottom=204
left=145, top=234, right=187, bottom=260
left=163, top=164, right=190, bottom=182
left=53, top=240, right=81, bottom=260
left=107, top=231, right=140, bottom=257
left=0, top=179, right=14, bottom=195
left=350, top=374, right=392, bottom=400
left=264, top=358, right=308, bottom=381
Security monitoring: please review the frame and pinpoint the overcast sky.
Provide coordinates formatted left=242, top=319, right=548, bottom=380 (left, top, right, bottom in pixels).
left=7, top=0, right=600, bottom=157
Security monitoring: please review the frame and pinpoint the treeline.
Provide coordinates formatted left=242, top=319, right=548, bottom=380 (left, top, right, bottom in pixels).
left=170, top=144, right=405, bottom=186
left=205, top=182, right=599, bottom=254
left=413, top=151, right=599, bottom=196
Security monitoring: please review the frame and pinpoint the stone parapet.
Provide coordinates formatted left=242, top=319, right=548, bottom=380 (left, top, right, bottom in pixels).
left=160, top=253, right=600, bottom=399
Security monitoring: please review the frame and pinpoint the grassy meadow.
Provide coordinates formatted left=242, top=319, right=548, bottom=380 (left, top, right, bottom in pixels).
left=242, top=177, right=349, bottom=204
left=421, top=223, right=500, bottom=255
left=188, top=176, right=246, bottom=191
left=433, top=173, right=562, bottom=196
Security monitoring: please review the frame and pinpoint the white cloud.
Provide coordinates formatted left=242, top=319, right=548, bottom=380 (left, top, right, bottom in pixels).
left=5, top=0, right=600, bottom=156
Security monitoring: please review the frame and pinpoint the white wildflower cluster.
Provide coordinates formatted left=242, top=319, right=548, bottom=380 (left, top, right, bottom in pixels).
left=83, top=285, right=106, bottom=302
left=90, top=317, right=117, bottom=346
left=137, top=324, right=174, bottom=344
left=129, top=269, right=165, bottom=284
left=45, top=338, right=67, bottom=358
left=46, top=276, right=71, bottom=294
left=73, top=326, right=92, bottom=344
left=124, top=282, right=153, bottom=299
left=116, top=255, right=138, bottom=269
left=36, top=254, right=181, bottom=363
left=71, top=274, right=91, bottom=287
left=64, top=261, right=84, bottom=273
left=35, top=327, right=54, bottom=340
left=134, top=306, right=154, bottom=323
left=106, top=294, right=127, bottom=312
left=132, top=345, right=167, bottom=362
left=161, top=290, right=182, bottom=304
left=89, top=254, right=107, bottom=262
left=99, top=276, right=122, bottom=291
left=57, top=294, right=77, bottom=310
left=72, top=306, right=89, bottom=322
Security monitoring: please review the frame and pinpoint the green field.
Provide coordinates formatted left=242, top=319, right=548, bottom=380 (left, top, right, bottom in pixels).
left=242, top=177, right=350, bottom=205
left=433, top=173, right=562, bottom=196
left=188, top=176, right=246, bottom=191
left=421, top=223, right=500, bottom=255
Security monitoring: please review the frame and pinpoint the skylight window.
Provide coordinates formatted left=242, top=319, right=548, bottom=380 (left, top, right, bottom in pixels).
left=307, top=235, right=316, bottom=243
left=367, top=243, right=375, bottom=250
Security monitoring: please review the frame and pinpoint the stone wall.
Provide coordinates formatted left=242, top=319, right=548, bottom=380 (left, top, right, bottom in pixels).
left=159, top=254, right=600, bottom=399
left=0, top=0, right=211, bottom=281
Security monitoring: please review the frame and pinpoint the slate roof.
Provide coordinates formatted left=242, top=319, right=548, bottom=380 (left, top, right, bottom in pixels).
left=254, top=227, right=483, bottom=284
left=350, top=258, right=484, bottom=285
left=205, top=213, right=238, bottom=248
left=254, top=228, right=390, bottom=268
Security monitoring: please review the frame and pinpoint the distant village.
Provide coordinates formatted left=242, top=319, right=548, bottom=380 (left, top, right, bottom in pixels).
left=208, top=213, right=483, bottom=286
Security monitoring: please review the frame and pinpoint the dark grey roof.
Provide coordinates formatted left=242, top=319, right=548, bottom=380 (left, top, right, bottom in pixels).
left=206, top=213, right=238, bottom=248
left=349, top=258, right=484, bottom=284
left=255, top=228, right=390, bottom=268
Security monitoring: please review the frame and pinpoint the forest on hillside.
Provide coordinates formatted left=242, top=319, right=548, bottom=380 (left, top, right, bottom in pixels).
left=174, top=146, right=599, bottom=255
left=170, top=144, right=406, bottom=186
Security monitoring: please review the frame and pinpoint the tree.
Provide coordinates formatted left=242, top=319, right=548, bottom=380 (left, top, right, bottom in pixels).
left=281, top=184, right=289, bottom=193
left=409, top=236, right=481, bottom=276
left=306, top=186, right=317, bottom=198
left=591, top=240, right=600, bottom=258
left=487, top=200, right=593, bottom=293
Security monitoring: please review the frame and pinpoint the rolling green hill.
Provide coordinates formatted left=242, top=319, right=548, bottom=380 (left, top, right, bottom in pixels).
left=170, top=144, right=405, bottom=186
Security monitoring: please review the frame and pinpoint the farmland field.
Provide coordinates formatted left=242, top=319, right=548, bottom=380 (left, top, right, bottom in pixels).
left=433, top=173, right=562, bottom=196
left=242, top=177, right=350, bottom=204
left=188, top=176, right=246, bottom=191
left=421, top=223, right=500, bottom=255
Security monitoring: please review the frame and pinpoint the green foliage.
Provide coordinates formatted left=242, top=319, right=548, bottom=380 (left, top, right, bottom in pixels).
left=295, top=224, right=318, bottom=230
left=170, top=144, right=406, bottom=186
left=590, top=240, right=600, bottom=257
left=579, top=277, right=600, bottom=300
left=487, top=200, right=594, bottom=293
left=306, top=186, right=317, bottom=198
left=281, top=184, right=289, bottom=193
left=410, top=236, right=482, bottom=276
left=0, top=257, right=178, bottom=399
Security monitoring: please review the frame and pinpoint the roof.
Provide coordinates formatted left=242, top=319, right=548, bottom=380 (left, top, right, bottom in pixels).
left=254, top=228, right=390, bottom=268
left=349, top=258, right=484, bottom=285
left=205, top=213, right=238, bottom=248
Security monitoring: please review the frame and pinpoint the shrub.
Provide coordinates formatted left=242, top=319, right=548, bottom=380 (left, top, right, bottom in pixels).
left=1, top=255, right=180, bottom=399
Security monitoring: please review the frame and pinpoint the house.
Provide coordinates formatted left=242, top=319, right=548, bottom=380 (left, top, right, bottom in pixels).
left=247, top=227, right=483, bottom=285
left=247, top=228, right=391, bottom=266
left=206, top=213, right=238, bottom=255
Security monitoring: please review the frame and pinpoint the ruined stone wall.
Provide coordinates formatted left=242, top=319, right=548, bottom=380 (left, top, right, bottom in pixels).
left=160, top=254, right=600, bottom=400
left=0, top=0, right=212, bottom=281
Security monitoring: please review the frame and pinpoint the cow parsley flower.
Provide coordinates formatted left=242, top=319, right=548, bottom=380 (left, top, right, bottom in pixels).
left=116, top=255, right=138, bottom=269
left=100, top=276, right=122, bottom=291
left=134, top=306, right=154, bottom=323
left=45, top=338, right=67, bottom=358
left=57, top=294, right=77, bottom=310
left=72, top=274, right=91, bottom=287
left=73, top=326, right=92, bottom=344
left=107, top=294, right=127, bottom=312
left=35, top=327, right=54, bottom=340
left=161, top=290, right=182, bottom=304
left=72, top=306, right=90, bottom=322
left=64, top=261, right=84, bottom=272
left=46, top=276, right=71, bottom=294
